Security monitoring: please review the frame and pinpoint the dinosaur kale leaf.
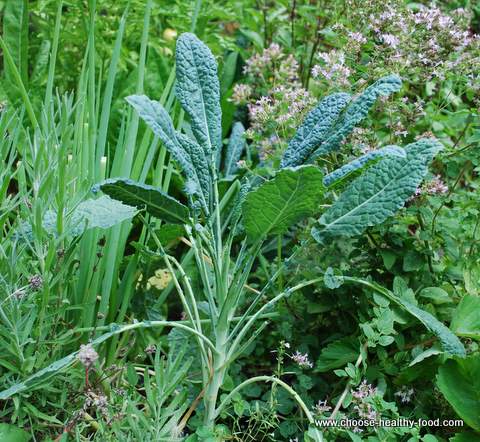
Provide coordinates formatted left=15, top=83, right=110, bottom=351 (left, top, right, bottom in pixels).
left=175, top=32, right=222, bottom=159
left=312, top=138, right=442, bottom=243
left=281, top=75, right=402, bottom=167
left=126, top=94, right=211, bottom=212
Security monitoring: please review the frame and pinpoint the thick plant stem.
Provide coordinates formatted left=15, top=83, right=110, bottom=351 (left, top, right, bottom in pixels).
left=203, top=328, right=229, bottom=428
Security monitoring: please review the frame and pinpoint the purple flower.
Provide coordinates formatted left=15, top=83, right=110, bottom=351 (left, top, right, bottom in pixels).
left=290, top=351, right=313, bottom=369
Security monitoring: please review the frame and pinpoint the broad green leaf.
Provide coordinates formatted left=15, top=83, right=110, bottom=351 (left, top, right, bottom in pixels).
left=281, top=93, right=351, bottom=168
left=451, top=295, right=480, bottom=340
left=315, top=337, right=359, bottom=372
left=312, top=139, right=442, bottom=243
left=97, top=178, right=189, bottom=224
left=437, top=355, right=480, bottom=431
left=323, top=145, right=406, bottom=187
left=311, top=75, right=402, bottom=160
left=175, top=33, right=222, bottom=158
left=224, top=122, right=246, bottom=176
left=16, top=196, right=137, bottom=239
left=0, top=424, right=30, bottom=442
left=242, top=166, right=324, bottom=238
left=220, top=51, right=239, bottom=95
left=126, top=94, right=211, bottom=211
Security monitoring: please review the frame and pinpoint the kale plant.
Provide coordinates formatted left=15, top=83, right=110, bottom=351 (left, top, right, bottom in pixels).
left=1, top=33, right=465, bottom=440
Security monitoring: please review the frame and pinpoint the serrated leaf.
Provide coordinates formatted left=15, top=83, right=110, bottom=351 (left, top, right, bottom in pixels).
left=281, top=93, right=351, bottom=168
left=126, top=94, right=211, bottom=211
left=315, top=337, right=359, bottom=372
left=97, top=178, right=189, bottom=224
left=281, top=75, right=402, bottom=167
left=323, top=145, right=406, bottom=187
left=312, top=139, right=442, bottom=243
left=175, top=33, right=222, bottom=158
left=311, top=75, right=402, bottom=159
left=437, top=355, right=480, bottom=431
left=242, top=166, right=324, bottom=238
left=224, top=122, right=246, bottom=176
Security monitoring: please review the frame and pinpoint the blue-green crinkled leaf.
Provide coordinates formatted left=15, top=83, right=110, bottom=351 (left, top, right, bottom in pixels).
left=281, top=93, right=351, bottom=168
left=311, top=75, right=402, bottom=160
left=242, top=165, right=325, bottom=238
left=224, top=122, right=246, bottom=176
left=281, top=75, right=401, bottom=167
left=97, top=178, right=189, bottom=224
left=312, top=138, right=441, bottom=243
left=126, top=94, right=211, bottom=212
left=175, top=33, right=222, bottom=158
left=16, top=196, right=137, bottom=239
left=323, top=145, right=406, bottom=187
left=400, top=300, right=466, bottom=357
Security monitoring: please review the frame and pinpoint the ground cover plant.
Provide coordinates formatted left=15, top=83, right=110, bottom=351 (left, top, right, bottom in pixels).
left=0, top=1, right=479, bottom=441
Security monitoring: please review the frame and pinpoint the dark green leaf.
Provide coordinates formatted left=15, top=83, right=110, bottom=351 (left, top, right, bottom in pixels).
left=315, top=337, right=359, bottom=372
left=97, top=178, right=189, bottom=224
left=242, top=166, right=324, bottom=238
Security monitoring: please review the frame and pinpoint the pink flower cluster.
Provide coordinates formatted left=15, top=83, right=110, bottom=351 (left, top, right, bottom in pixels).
left=289, top=350, right=313, bottom=369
